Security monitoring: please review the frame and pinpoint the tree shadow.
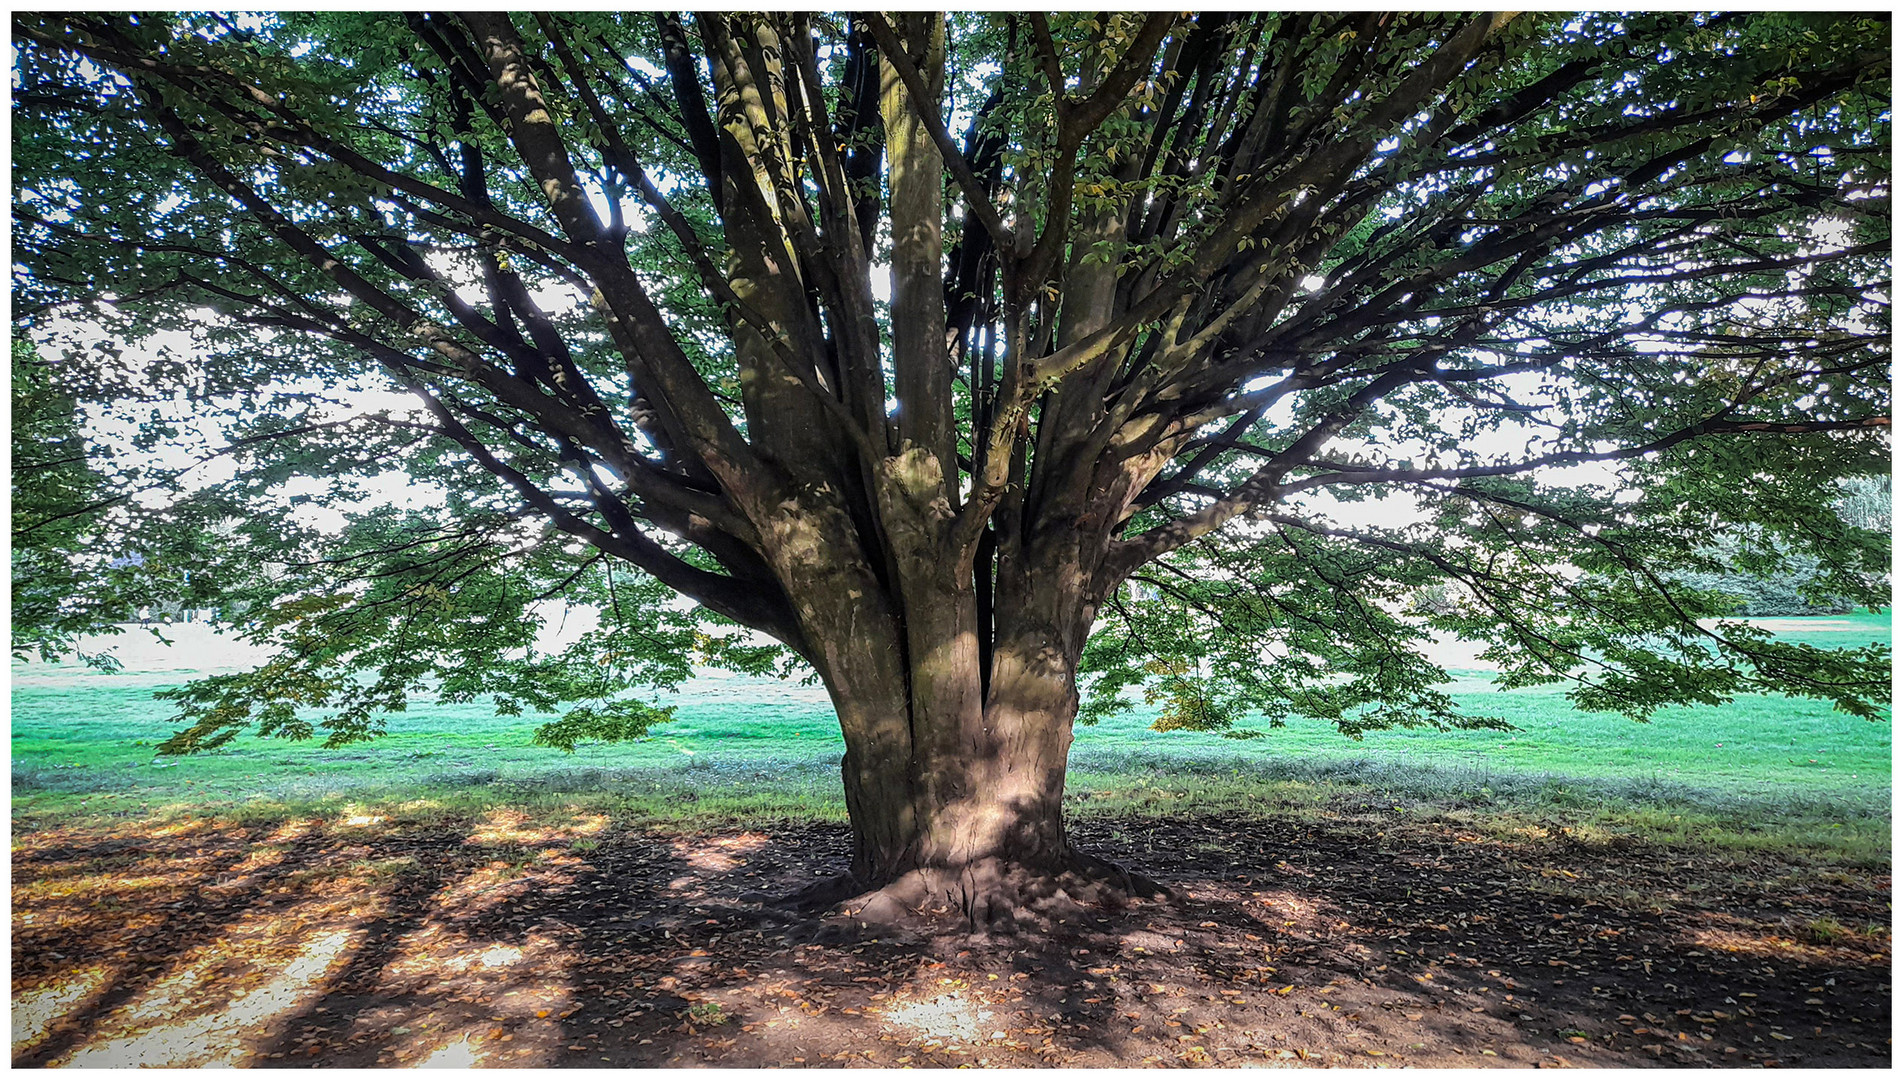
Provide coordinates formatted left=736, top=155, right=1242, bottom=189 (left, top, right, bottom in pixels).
left=14, top=815, right=421, bottom=1066
left=13, top=806, right=1890, bottom=1068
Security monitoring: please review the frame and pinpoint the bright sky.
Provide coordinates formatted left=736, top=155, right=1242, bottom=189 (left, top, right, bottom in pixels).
left=58, top=284, right=1629, bottom=540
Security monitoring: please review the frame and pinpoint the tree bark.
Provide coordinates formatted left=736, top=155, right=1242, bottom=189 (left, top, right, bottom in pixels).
left=789, top=523, right=1162, bottom=930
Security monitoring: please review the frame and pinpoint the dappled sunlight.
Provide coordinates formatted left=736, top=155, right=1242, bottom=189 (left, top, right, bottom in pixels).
left=14, top=847, right=231, bottom=908
left=25, top=907, right=166, bottom=943
left=19, top=814, right=908, bottom=1064
left=480, top=944, right=525, bottom=969
left=14, top=797, right=1887, bottom=1068
left=15, top=873, right=185, bottom=904
left=265, top=819, right=320, bottom=844
left=538, top=848, right=589, bottom=870
left=877, top=990, right=996, bottom=1044
left=146, top=817, right=222, bottom=840
left=673, top=831, right=769, bottom=872
left=57, top=926, right=360, bottom=1067
left=14, top=832, right=397, bottom=1068
left=467, top=807, right=609, bottom=846
left=117, top=951, right=235, bottom=1025
left=12, top=966, right=113, bottom=1055
left=320, top=840, right=589, bottom=1067
left=343, top=922, right=582, bottom=1066
left=419, top=851, right=586, bottom=921
left=1684, top=920, right=1889, bottom=965
left=467, top=808, right=540, bottom=845
left=418, top=1031, right=483, bottom=1067
left=381, top=939, right=528, bottom=978
left=212, top=843, right=295, bottom=889
left=1247, top=889, right=1332, bottom=934
left=429, top=859, right=542, bottom=912
left=377, top=928, right=575, bottom=984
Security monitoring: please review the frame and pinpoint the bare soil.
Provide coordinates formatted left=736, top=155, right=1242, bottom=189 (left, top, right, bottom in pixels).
left=12, top=805, right=1890, bottom=1068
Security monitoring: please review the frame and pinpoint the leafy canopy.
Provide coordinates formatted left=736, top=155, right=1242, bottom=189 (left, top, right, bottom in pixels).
left=10, top=12, right=1890, bottom=751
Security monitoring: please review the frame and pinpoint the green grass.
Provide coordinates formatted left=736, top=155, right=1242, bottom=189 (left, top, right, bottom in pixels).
left=12, top=612, right=1889, bottom=861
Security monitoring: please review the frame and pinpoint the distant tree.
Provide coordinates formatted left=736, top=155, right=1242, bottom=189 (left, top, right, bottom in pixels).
left=1836, top=474, right=1891, bottom=535
left=12, top=12, right=1889, bottom=924
left=1676, top=551, right=1857, bottom=617
left=1668, top=476, right=1891, bottom=617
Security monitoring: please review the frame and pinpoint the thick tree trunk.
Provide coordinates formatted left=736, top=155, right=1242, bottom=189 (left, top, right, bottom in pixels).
left=837, top=690, right=1072, bottom=909
left=794, top=553, right=1162, bottom=931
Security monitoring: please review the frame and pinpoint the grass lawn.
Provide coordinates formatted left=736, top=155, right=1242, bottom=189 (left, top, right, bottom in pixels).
left=9, top=616, right=1894, bottom=1071
left=11, top=611, right=1890, bottom=861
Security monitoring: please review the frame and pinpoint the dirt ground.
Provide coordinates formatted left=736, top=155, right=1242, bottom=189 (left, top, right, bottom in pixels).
left=12, top=804, right=1891, bottom=1068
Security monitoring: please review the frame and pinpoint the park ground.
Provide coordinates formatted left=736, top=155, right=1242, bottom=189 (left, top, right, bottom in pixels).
left=10, top=613, right=1893, bottom=1067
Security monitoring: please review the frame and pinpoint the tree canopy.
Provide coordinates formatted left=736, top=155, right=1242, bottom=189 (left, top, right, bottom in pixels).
left=11, top=13, right=1891, bottom=902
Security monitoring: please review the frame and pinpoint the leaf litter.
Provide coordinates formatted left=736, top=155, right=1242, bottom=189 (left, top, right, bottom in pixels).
left=11, top=807, right=1889, bottom=1068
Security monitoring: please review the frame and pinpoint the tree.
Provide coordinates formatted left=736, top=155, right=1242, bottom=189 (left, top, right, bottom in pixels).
left=1664, top=476, right=1890, bottom=617
left=1836, top=474, right=1891, bottom=535
left=11, top=335, right=115, bottom=663
left=12, top=12, right=1890, bottom=926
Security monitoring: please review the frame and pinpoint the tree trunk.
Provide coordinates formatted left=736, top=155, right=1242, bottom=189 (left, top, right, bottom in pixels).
left=795, top=550, right=1162, bottom=931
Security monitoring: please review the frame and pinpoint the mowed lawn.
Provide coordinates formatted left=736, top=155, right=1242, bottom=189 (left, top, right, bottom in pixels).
left=11, top=612, right=1891, bottom=823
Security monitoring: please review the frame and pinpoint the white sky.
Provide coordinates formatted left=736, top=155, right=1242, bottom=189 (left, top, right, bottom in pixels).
left=63, top=306, right=1625, bottom=542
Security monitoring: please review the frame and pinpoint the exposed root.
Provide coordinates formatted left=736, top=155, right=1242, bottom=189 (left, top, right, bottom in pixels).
left=1065, top=845, right=1170, bottom=903
left=805, top=847, right=1171, bottom=936
left=765, top=871, right=875, bottom=913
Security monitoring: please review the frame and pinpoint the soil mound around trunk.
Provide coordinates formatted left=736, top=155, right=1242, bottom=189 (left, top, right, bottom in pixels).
left=12, top=809, right=1889, bottom=1068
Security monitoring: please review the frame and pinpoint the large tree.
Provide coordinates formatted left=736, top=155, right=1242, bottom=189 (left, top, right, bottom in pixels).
left=12, top=12, right=1890, bottom=926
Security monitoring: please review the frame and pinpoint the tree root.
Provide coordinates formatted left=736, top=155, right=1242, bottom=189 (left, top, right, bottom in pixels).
left=771, top=847, right=1170, bottom=937
left=768, top=872, right=878, bottom=914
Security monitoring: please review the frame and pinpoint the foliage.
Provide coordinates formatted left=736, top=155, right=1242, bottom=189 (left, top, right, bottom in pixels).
left=9, top=12, right=1891, bottom=757
left=1835, top=474, right=1891, bottom=534
left=9, top=335, right=124, bottom=667
left=13, top=611, right=1892, bottom=824
left=1645, top=474, right=1889, bottom=617
left=1083, top=526, right=1505, bottom=738
left=1675, top=549, right=1857, bottom=617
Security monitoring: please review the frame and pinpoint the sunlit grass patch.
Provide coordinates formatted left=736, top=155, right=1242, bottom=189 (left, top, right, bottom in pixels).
left=1581, top=805, right=1892, bottom=867
left=1059, top=749, right=1890, bottom=867
left=10, top=614, right=1890, bottom=883
left=1682, top=912, right=1892, bottom=969
left=1803, top=916, right=1852, bottom=944
left=465, top=806, right=612, bottom=846
left=15, top=616, right=1889, bottom=822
